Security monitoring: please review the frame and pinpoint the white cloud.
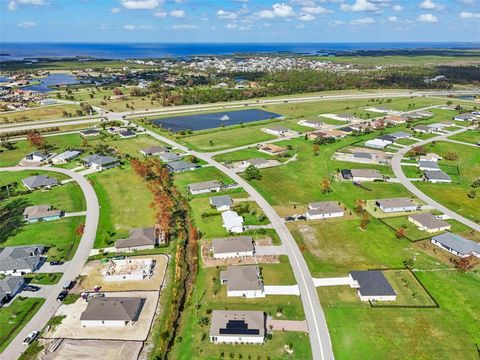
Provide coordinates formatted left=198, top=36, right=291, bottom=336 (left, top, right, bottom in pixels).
left=111, top=7, right=121, bottom=13
left=418, top=13, right=438, bottom=22
left=350, top=17, right=375, bottom=24
left=341, top=0, right=379, bottom=12
left=388, top=15, right=398, bottom=22
left=393, top=4, right=402, bottom=11
left=123, top=24, right=136, bottom=30
left=169, top=9, right=186, bottom=18
left=298, top=14, right=315, bottom=21
left=153, top=10, right=167, bottom=17
left=17, top=21, right=36, bottom=28
left=217, top=9, right=238, bottom=19
left=226, top=23, right=237, bottom=29
left=238, top=24, right=252, bottom=30
left=257, top=3, right=296, bottom=18
left=8, top=0, right=45, bottom=11
left=330, top=19, right=346, bottom=26
left=121, top=0, right=161, bottom=10
left=301, top=6, right=331, bottom=14
left=419, top=0, right=444, bottom=10
left=460, top=11, right=480, bottom=18
left=172, top=24, right=197, bottom=29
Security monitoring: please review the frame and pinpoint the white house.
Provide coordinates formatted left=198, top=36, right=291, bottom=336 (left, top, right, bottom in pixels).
left=349, top=271, right=397, bottom=302
left=261, top=125, right=289, bottom=136
left=0, top=245, right=44, bottom=276
left=408, top=213, right=451, bottom=233
left=24, top=151, right=50, bottom=163
left=453, top=113, right=477, bottom=122
left=210, top=310, right=265, bottom=344
left=375, top=198, right=418, bottom=213
left=431, top=233, right=480, bottom=258
left=222, top=211, right=244, bottom=233
left=220, top=266, right=265, bottom=298
left=51, top=150, right=81, bottom=164
left=365, top=139, right=392, bottom=149
left=306, top=201, right=344, bottom=220
left=80, top=297, right=145, bottom=327
left=298, top=119, right=324, bottom=128
left=0, top=276, right=25, bottom=307
left=210, top=195, right=233, bottom=212
left=419, top=153, right=442, bottom=162
left=350, top=169, right=383, bottom=182
left=424, top=170, right=452, bottom=183
left=188, top=181, right=222, bottom=195
left=82, top=154, right=119, bottom=171
left=212, top=236, right=254, bottom=259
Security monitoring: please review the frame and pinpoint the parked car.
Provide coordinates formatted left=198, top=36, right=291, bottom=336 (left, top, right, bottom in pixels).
left=24, top=285, right=41, bottom=292
left=50, top=261, right=64, bottom=266
left=56, top=290, right=69, bottom=302
left=63, top=281, right=75, bottom=290
left=284, top=216, right=295, bottom=221
left=22, top=331, right=39, bottom=345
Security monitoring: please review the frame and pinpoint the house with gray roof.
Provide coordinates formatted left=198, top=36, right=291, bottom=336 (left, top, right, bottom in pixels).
left=159, top=152, right=182, bottom=163
left=408, top=213, right=451, bottom=233
left=418, top=160, right=440, bottom=171
left=24, top=151, right=50, bottom=163
left=412, top=124, right=434, bottom=133
left=353, top=152, right=373, bottom=160
left=80, top=296, right=145, bottom=326
left=51, top=150, right=81, bottom=164
left=115, top=226, right=164, bottom=252
left=23, top=205, right=62, bottom=223
left=118, top=130, right=137, bottom=139
left=140, top=146, right=169, bottom=156
left=350, top=169, right=383, bottom=182
left=210, top=310, right=266, bottom=344
left=431, top=233, right=480, bottom=258
left=80, top=129, right=100, bottom=137
left=212, top=236, right=254, bottom=259
left=188, top=180, right=222, bottom=195
left=0, top=245, right=44, bottom=275
left=261, top=125, right=290, bottom=136
left=0, top=276, right=25, bottom=307
left=167, top=160, right=198, bottom=173
left=453, top=113, right=477, bottom=122
left=424, top=170, right=452, bottom=183
left=306, top=201, right=344, bottom=220
left=349, top=270, right=397, bottom=302
left=220, top=266, right=265, bottom=298
left=22, top=175, right=58, bottom=190
left=389, top=131, right=412, bottom=139
left=82, top=154, right=119, bottom=171
left=375, top=198, right=418, bottom=213
left=210, top=195, right=233, bottom=212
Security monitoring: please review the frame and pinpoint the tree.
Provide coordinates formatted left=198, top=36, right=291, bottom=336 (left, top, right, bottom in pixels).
left=360, top=212, right=370, bottom=230
left=453, top=256, right=477, bottom=272
left=444, top=151, right=459, bottom=161
left=26, top=131, right=47, bottom=150
left=244, top=165, right=262, bottom=180
left=395, top=228, right=406, bottom=239
left=312, top=143, right=320, bottom=156
left=320, top=178, right=331, bottom=194
left=355, top=199, right=366, bottom=213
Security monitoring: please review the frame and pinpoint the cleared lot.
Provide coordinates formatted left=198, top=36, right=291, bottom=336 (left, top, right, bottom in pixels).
left=43, top=339, right=143, bottom=360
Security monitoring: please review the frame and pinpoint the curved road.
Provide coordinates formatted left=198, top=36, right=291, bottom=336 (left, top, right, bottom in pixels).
left=391, top=126, right=480, bottom=232
left=0, top=167, right=99, bottom=360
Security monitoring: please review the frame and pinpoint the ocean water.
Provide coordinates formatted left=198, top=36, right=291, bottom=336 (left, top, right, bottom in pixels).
left=1, top=42, right=479, bottom=60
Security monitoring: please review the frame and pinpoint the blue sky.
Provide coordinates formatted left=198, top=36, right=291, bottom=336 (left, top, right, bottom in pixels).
left=1, top=0, right=480, bottom=42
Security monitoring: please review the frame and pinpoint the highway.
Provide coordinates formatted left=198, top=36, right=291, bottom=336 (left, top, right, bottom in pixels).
left=0, top=167, right=99, bottom=360
left=391, top=126, right=480, bottom=232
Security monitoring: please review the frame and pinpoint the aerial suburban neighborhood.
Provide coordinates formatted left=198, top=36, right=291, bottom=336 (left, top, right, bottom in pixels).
left=1, top=4, right=480, bottom=360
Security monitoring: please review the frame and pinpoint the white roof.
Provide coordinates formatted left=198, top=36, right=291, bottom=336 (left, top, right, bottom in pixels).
left=222, top=211, right=244, bottom=230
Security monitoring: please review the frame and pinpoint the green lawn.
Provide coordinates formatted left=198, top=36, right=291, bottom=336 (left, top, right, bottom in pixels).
left=24, top=272, right=62, bottom=285
left=261, top=255, right=297, bottom=285
left=0, top=297, right=45, bottom=352
left=0, top=104, right=85, bottom=123
left=88, top=165, right=155, bottom=248
left=1, top=216, right=84, bottom=261
left=173, top=166, right=236, bottom=194
left=382, top=270, right=436, bottom=307
left=448, top=129, right=480, bottom=145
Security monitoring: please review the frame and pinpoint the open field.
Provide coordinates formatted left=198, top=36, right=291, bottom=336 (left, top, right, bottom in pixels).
left=448, top=129, right=480, bottom=145
left=382, top=269, right=436, bottom=307
left=0, top=104, right=84, bottom=123
left=323, top=54, right=480, bottom=66
left=0, top=297, right=45, bottom=352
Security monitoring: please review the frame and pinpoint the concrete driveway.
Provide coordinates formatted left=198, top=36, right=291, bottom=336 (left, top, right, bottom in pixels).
left=38, top=261, right=70, bottom=273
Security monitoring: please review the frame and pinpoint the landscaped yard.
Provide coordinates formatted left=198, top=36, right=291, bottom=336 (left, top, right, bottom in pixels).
left=24, top=272, right=62, bottom=285
left=0, top=297, right=45, bottom=352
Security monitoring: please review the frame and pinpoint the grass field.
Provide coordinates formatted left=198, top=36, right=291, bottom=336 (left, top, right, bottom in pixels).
left=382, top=270, right=437, bottom=307
left=173, top=166, right=236, bottom=194
left=88, top=165, right=155, bottom=248
left=0, top=104, right=84, bottom=123
left=0, top=297, right=45, bottom=352
left=448, top=129, right=480, bottom=145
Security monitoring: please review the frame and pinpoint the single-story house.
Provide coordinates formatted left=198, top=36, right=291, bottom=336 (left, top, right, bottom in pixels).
left=257, top=144, right=287, bottom=156
left=0, top=245, right=44, bottom=276
left=453, top=113, right=477, bottom=122
left=188, top=180, right=222, bottom=195
left=419, top=153, right=442, bottom=162
left=427, top=123, right=447, bottom=132
left=261, top=125, right=290, bottom=136
left=222, top=211, right=244, bottom=233
left=118, top=130, right=137, bottom=139
left=322, top=130, right=347, bottom=139
left=80, top=297, right=145, bottom=327
left=242, top=158, right=271, bottom=169
left=167, top=160, right=198, bottom=173
left=431, top=233, right=480, bottom=258
left=160, top=152, right=182, bottom=163
left=51, top=150, right=81, bottom=164
left=349, top=270, right=397, bottom=302
left=424, top=170, right=452, bottom=183
left=306, top=201, right=344, bottom=220
left=298, top=119, right=324, bottom=128
left=212, top=236, right=254, bottom=259
left=22, top=175, right=58, bottom=190
left=339, top=126, right=355, bottom=133
left=408, top=213, right=451, bottom=233
left=412, top=124, right=434, bottom=134
left=336, top=113, right=358, bottom=121
left=365, top=139, right=391, bottom=149
left=140, top=146, right=169, bottom=156
left=389, top=131, right=412, bottom=139
left=115, top=226, right=163, bottom=252
left=23, top=205, right=62, bottom=223
left=82, top=154, right=119, bottom=171
left=210, top=310, right=265, bottom=344
left=80, top=129, right=100, bottom=137
left=210, top=195, right=234, bottom=212
left=220, top=266, right=265, bottom=298
left=375, top=198, right=417, bottom=213
left=385, top=115, right=407, bottom=124
left=24, top=151, right=50, bottom=162
left=106, top=127, right=126, bottom=135
left=0, top=276, right=25, bottom=307
left=418, top=160, right=440, bottom=171
left=350, top=169, right=383, bottom=182
left=39, top=98, right=57, bottom=105
left=365, top=107, right=396, bottom=114
left=377, top=134, right=396, bottom=143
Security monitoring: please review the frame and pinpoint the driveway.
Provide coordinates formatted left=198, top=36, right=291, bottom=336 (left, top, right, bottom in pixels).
left=255, top=245, right=288, bottom=256
left=264, top=285, right=300, bottom=296
left=37, top=261, right=70, bottom=274
left=267, top=319, right=309, bottom=332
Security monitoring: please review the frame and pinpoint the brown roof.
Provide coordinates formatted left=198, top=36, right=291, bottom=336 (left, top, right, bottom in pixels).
left=212, top=236, right=254, bottom=254
left=115, top=227, right=158, bottom=249
left=23, top=205, right=61, bottom=220
left=80, top=297, right=144, bottom=322
left=409, top=213, right=450, bottom=230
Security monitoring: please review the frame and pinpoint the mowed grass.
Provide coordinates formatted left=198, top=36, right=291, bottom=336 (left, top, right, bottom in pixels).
left=0, top=104, right=84, bottom=123
left=1, top=216, right=84, bottom=261
left=88, top=165, right=155, bottom=248
left=320, top=270, right=480, bottom=360
left=0, top=297, right=45, bottom=352
left=448, top=129, right=480, bottom=145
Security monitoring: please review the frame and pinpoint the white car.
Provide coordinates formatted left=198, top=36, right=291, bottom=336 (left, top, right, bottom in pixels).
left=22, top=331, right=39, bottom=345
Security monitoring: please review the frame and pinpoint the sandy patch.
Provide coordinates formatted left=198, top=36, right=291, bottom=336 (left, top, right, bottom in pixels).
left=43, top=339, right=143, bottom=360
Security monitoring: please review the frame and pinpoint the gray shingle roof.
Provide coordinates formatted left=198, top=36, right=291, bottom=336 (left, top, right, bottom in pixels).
left=188, top=181, right=221, bottom=192
left=22, top=175, right=58, bottom=189
left=0, top=245, right=44, bottom=272
left=409, top=213, right=450, bottom=230
left=52, top=150, right=81, bottom=162
left=80, top=297, right=144, bottom=321
left=115, top=227, right=158, bottom=249
left=212, top=236, right=254, bottom=255
left=350, top=270, right=396, bottom=297
left=0, top=276, right=25, bottom=300
left=432, top=233, right=480, bottom=256
left=308, top=201, right=344, bottom=214
left=83, top=154, right=118, bottom=167
left=167, top=160, right=196, bottom=172
left=419, top=161, right=440, bottom=170
left=425, top=170, right=451, bottom=181
left=220, top=266, right=263, bottom=292
left=140, top=146, right=168, bottom=155
left=210, top=310, right=265, bottom=338
left=23, top=205, right=62, bottom=221
left=159, top=152, right=182, bottom=162
left=376, top=198, right=416, bottom=209
left=210, top=195, right=233, bottom=208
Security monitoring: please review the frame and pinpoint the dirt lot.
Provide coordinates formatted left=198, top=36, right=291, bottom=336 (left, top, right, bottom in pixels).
left=45, top=291, right=159, bottom=341
left=43, top=339, right=143, bottom=360
left=78, top=255, right=168, bottom=292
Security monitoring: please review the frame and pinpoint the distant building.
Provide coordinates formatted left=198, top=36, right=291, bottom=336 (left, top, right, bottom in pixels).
left=349, top=270, right=397, bottom=302
left=209, top=310, right=265, bottom=344
left=80, top=297, right=145, bottom=327
left=418, top=160, right=440, bottom=171
left=375, top=198, right=417, bottom=213
left=24, top=151, right=50, bottom=163
left=242, top=158, right=271, bottom=169
left=23, top=205, right=62, bottom=223
left=261, top=125, right=289, bottom=136
left=210, top=195, right=233, bottom=212
left=350, top=169, right=383, bottom=182
left=140, top=146, right=169, bottom=156
left=0, top=245, right=44, bottom=276
left=212, top=236, right=254, bottom=259
left=365, top=139, right=392, bottom=149
left=419, top=153, right=442, bottom=162
left=22, top=175, right=58, bottom=190
left=453, top=113, right=477, bottom=122
left=80, top=129, right=100, bottom=137
left=82, top=154, right=119, bottom=171
left=412, top=124, right=434, bottom=134
left=115, top=226, right=164, bottom=252
left=188, top=181, right=222, bottom=195
left=408, top=213, right=451, bottom=233
left=306, top=201, right=344, bottom=220
left=167, top=160, right=198, bottom=173
left=159, top=152, right=182, bottom=163
left=222, top=211, right=244, bottom=233
left=431, top=233, right=480, bottom=258
left=220, top=266, right=265, bottom=298
left=118, top=130, right=137, bottom=139
left=298, top=119, right=324, bottom=128
left=257, top=143, right=287, bottom=156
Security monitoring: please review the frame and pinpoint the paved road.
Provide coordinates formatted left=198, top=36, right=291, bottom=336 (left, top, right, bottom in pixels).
left=0, top=166, right=99, bottom=360
left=391, top=126, right=480, bottom=232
